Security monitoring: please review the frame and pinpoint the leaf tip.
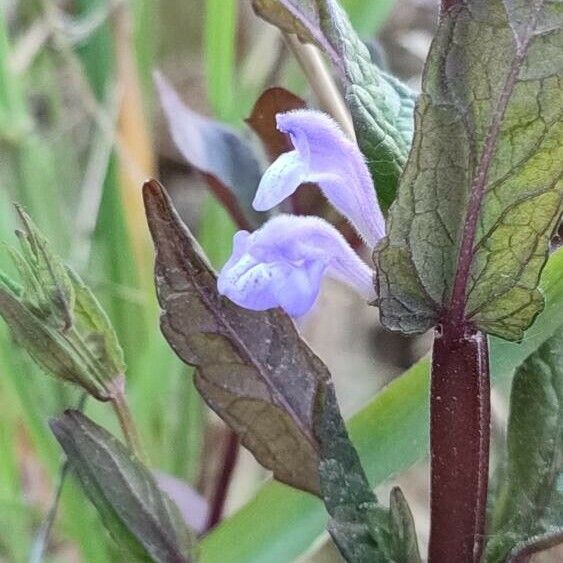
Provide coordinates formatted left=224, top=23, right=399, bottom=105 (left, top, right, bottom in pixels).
left=142, top=177, right=165, bottom=201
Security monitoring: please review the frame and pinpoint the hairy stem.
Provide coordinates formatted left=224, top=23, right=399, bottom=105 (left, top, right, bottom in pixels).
left=429, top=324, right=490, bottom=562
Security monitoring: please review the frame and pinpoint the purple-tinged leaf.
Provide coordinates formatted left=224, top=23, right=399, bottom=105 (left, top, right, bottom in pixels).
left=376, top=1, right=563, bottom=340
left=143, top=179, right=333, bottom=495
left=155, top=73, right=266, bottom=230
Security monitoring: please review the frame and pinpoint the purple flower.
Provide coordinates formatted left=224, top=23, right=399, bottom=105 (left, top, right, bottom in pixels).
left=217, top=215, right=375, bottom=317
left=218, top=109, right=385, bottom=317
left=253, top=110, right=385, bottom=247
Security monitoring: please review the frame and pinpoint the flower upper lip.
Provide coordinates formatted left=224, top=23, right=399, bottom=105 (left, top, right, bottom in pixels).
left=253, top=109, right=385, bottom=247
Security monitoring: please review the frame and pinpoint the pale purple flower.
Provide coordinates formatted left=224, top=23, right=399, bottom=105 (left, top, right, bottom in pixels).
left=218, top=109, right=385, bottom=317
left=217, top=215, right=375, bottom=317
left=252, top=110, right=385, bottom=247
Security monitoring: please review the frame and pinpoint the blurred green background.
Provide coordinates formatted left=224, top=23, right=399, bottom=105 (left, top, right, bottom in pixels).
left=0, top=1, right=422, bottom=560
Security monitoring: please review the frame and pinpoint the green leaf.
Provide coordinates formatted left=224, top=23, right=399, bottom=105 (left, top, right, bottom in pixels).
left=251, top=0, right=415, bottom=208
left=388, top=487, right=422, bottom=563
left=11, top=205, right=74, bottom=330
left=485, top=327, right=563, bottom=562
left=0, top=270, right=22, bottom=296
left=143, top=179, right=330, bottom=495
left=67, top=266, right=126, bottom=381
left=201, top=249, right=563, bottom=563
left=313, top=382, right=390, bottom=562
left=376, top=1, right=563, bottom=340
left=314, top=382, right=421, bottom=562
left=0, top=287, right=110, bottom=400
left=50, top=410, right=194, bottom=563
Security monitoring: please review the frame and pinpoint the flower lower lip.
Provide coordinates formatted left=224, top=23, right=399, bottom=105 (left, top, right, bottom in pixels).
left=217, top=215, right=376, bottom=317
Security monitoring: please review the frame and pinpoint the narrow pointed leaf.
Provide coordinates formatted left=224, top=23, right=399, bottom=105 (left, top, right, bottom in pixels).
left=252, top=0, right=415, bottom=208
left=143, top=179, right=332, bottom=495
left=0, top=270, right=21, bottom=296
left=388, top=487, right=422, bottom=563
left=313, top=382, right=386, bottom=562
left=0, top=287, right=110, bottom=400
left=13, top=206, right=74, bottom=330
left=377, top=1, right=563, bottom=340
left=50, top=410, right=194, bottom=563
left=66, top=267, right=125, bottom=379
left=0, top=211, right=125, bottom=400
left=155, top=73, right=265, bottom=230
left=485, top=327, right=563, bottom=562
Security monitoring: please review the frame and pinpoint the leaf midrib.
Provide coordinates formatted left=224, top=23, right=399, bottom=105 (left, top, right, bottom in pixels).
left=448, top=4, right=541, bottom=323
left=79, top=420, right=185, bottom=558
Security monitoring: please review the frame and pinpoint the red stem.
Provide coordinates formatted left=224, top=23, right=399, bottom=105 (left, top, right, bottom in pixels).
left=206, top=429, right=239, bottom=531
left=429, top=322, right=490, bottom=562
left=441, top=0, right=459, bottom=12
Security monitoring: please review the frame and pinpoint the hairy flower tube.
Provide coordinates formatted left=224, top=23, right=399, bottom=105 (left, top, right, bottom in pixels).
left=219, top=110, right=385, bottom=317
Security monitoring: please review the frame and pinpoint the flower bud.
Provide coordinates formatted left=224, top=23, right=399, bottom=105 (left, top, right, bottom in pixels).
left=0, top=208, right=125, bottom=401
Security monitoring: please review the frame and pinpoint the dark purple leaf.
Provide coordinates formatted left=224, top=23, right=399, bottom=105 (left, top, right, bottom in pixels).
left=143, top=179, right=333, bottom=495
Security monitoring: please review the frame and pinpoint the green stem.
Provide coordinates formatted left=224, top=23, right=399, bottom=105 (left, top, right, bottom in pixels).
left=111, top=384, right=146, bottom=462
left=283, top=33, right=355, bottom=139
left=29, top=394, right=88, bottom=563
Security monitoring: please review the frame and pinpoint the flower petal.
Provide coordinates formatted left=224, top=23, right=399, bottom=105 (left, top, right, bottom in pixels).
left=252, top=109, right=386, bottom=247
left=252, top=150, right=306, bottom=212
left=276, top=260, right=326, bottom=317
left=218, top=215, right=375, bottom=316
